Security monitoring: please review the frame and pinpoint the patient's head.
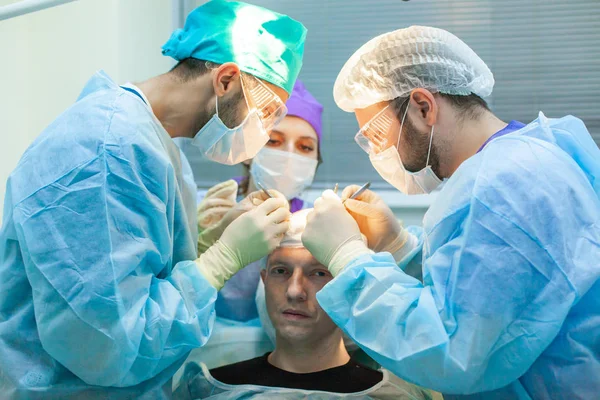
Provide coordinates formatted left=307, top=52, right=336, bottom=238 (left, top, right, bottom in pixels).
left=260, top=209, right=340, bottom=346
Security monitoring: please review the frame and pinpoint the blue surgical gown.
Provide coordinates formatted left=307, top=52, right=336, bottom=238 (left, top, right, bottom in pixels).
left=317, top=113, right=600, bottom=399
left=0, top=71, right=217, bottom=399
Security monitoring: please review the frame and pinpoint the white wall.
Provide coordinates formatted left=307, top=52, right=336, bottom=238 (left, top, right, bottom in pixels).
left=0, top=0, right=175, bottom=220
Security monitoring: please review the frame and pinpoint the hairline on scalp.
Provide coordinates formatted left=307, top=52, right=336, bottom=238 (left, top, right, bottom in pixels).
left=170, top=59, right=257, bottom=84
left=169, top=59, right=255, bottom=83
left=438, top=92, right=490, bottom=121
left=168, top=58, right=214, bottom=82
left=390, top=92, right=490, bottom=124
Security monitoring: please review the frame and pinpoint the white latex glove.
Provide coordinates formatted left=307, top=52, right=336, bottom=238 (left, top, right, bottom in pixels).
left=342, top=185, right=412, bottom=261
left=196, top=197, right=291, bottom=290
left=197, top=188, right=286, bottom=254
left=197, top=180, right=238, bottom=232
left=302, top=190, right=372, bottom=276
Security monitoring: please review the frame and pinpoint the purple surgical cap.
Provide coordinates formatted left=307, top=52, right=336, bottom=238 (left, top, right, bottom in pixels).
left=285, top=80, right=323, bottom=142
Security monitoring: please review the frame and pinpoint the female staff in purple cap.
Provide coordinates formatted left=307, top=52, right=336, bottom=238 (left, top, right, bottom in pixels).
left=243, top=79, right=323, bottom=212
left=196, top=80, right=324, bottom=322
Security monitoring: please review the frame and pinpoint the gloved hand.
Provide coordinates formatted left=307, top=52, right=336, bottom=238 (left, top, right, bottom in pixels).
left=196, top=197, right=291, bottom=290
left=197, top=180, right=238, bottom=232
left=341, top=185, right=410, bottom=260
left=197, top=188, right=286, bottom=254
left=302, top=190, right=372, bottom=276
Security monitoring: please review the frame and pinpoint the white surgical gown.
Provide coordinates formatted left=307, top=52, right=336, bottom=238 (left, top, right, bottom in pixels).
left=317, top=113, right=600, bottom=399
left=0, top=71, right=217, bottom=399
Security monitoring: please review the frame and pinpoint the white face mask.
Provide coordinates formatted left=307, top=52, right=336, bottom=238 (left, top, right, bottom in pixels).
left=369, top=103, right=442, bottom=195
left=191, top=95, right=270, bottom=165
left=250, top=148, right=318, bottom=199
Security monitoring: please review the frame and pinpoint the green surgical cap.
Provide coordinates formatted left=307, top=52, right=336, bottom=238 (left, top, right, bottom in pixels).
left=162, top=0, right=306, bottom=94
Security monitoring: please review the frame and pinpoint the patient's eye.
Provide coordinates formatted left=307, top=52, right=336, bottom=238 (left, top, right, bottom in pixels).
left=311, top=269, right=331, bottom=278
left=270, top=266, right=288, bottom=275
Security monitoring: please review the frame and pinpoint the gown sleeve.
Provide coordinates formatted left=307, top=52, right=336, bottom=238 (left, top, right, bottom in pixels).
left=13, top=133, right=217, bottom=387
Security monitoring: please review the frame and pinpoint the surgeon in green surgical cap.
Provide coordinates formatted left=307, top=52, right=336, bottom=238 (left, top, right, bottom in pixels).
left=0, top=1, right=306, bottom=398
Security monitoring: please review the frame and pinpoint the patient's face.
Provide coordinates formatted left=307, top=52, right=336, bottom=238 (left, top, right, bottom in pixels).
left=262, top=247, right=338, bottom=343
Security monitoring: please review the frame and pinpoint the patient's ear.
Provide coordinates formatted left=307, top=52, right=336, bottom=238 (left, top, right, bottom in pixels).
left=260, top=269, right=266, bottom=283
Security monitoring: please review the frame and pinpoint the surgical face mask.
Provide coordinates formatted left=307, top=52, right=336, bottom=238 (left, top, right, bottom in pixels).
left=191, top=73, right=287, bottom=166
left=250, top=148, right=318, bottom=199
left=357, top=102, right=442, bottom=195
left=191, top=95, right=269, bottom=165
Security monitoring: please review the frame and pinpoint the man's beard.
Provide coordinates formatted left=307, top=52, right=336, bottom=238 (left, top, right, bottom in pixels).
left=400, top=116, right=441, bottom=177
left=192, top=87, right=246, bottom=134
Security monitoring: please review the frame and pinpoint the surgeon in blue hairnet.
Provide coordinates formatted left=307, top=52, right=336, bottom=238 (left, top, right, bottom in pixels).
left=0, top=1, right=305, bottom=398
left=302, top=26, right=600, bottom=399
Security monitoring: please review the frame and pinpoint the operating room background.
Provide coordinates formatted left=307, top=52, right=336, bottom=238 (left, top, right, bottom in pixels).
left=1, top=0, right=599, bottom=224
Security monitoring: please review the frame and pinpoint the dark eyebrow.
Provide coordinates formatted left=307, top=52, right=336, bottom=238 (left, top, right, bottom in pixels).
left=302, top=259, right=327, bottom=272
left=267, top=258, right=291, bottom=270
left=267, top=254, right=325, bottom=270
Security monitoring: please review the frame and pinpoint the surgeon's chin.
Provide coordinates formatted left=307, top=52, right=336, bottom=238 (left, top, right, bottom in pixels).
left=402, top=156, right=426, bottom=174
